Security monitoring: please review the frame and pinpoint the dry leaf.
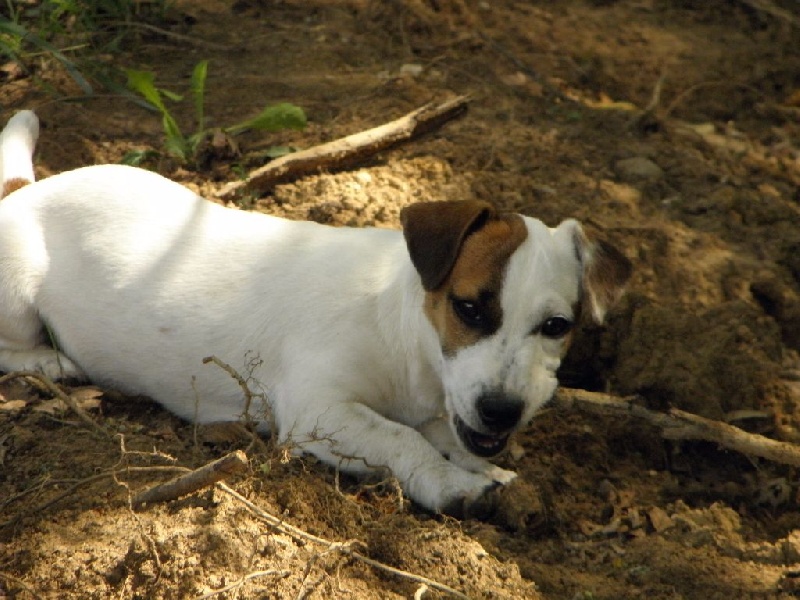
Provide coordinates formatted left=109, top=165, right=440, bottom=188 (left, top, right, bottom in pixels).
left=70, top=387, right=104, bottom=402
left=33, top=392, right=102, bottom=415
left=0, top=400, right=27, bottom=411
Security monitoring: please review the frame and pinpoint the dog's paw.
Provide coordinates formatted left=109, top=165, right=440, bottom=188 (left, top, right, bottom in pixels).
left=484, top=465, right=517, bottom=485
left=444, top=447, right=518, bottom=484
left=463, top=478, right=551, bottom=534
left=0, top=348, right=86, bottom=381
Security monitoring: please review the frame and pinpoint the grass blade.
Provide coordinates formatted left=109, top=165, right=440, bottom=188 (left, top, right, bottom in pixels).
left=0, top=20, right=93, bottom=94
left=190, top=59, right=208, bottom=134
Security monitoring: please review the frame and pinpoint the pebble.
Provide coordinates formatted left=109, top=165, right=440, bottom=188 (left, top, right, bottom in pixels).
left=399, top=63, right=424, bottom=77
left=614, top=156, right=664, bottom=182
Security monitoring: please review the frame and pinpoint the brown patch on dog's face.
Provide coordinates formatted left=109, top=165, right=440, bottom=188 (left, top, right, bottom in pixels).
left=1, top=177, right=30, bottom=198
left=424, top=214, right=528, bottom=355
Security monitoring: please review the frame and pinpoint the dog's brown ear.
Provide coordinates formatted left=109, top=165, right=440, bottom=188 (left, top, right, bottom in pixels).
left=401, top=200, right=495, bottom=291
left=572, top=223, right=632, bottom=324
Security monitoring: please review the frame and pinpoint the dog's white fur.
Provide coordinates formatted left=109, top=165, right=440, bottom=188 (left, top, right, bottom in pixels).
left=0, top=110, right=629, bottom=513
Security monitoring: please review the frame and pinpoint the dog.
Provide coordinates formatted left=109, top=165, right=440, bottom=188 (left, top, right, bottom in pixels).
left=0, top=110, right=630, bottom=514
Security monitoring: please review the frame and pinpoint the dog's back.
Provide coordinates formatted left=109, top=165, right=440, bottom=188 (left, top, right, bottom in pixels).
left=0, top=113, right=411, bottom=427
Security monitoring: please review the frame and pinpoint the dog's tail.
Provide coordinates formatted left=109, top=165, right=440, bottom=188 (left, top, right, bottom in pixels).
left=0, top=110, right=39, bottom=199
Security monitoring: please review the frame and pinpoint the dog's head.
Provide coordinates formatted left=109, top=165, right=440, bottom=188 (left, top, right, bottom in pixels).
left=401, top=200, right=631, bottom=458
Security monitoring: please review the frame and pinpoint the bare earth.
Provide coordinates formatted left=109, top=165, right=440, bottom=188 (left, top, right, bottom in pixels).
left=2, top=1, right=800, bottom=598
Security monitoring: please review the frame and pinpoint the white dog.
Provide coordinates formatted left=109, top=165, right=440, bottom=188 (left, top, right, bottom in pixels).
left=0, top=110, right=630, bottom=514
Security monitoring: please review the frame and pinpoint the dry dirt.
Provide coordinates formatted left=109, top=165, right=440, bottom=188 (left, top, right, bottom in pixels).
left=2, top=1, right=800, bottom=598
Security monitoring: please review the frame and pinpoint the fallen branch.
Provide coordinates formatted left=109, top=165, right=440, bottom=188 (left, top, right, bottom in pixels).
left=132, top=450, right=248, bottom=508
left=217, top=95, right=470, bottom=201
left=0, top=467, right=196, bottom=529
left=553, top=388, right=800, bottom=467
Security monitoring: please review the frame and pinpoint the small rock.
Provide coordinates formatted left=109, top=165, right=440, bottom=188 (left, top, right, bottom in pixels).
left=508, top=439, right=526, bottom=461
left=399, top=63, right=424, bottom=77
left=614, top=156, right=664, bottom=182
left=646, top=506, right=674, bottom=532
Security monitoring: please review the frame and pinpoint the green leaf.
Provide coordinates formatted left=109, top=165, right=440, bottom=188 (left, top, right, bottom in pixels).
left=121, top=149, right=159, bottom=166
left=125, top=69, right=167, bottom=112
left=160, top=89, right=184, bottom=102
left=126, top=68, right=187, bottom=159
left=185, top=130, right=210, bottom=156
left=190, top=60, right=208, bottom=134
left=162, top=114, right=187, bottom=159
left=91, top=68, right=158, bottom=112
left=226, top=103, right=307, bottom=136
left=264, top=145, right=295, bottom=159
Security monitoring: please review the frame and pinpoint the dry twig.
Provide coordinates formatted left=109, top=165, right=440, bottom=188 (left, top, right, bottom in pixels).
left=132, top=450, right=248, bottom=509
left=553, top=388, right=800, bottom=467
left=202, top=354, right=271, bottom=453
left=195, top=569, right=290, bottom=599
left=217, top=95, right=470, bottom=201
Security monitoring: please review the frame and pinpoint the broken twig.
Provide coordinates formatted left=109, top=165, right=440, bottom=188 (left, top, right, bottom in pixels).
left=132, top=450, right=248, bottom=509
left=553, top=388, right=800, bottom=467
left=217, top=95, right=470, bottom=201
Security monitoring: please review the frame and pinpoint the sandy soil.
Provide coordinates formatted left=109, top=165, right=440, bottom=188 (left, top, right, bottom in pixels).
left=1, top=1, right=800, bottom=598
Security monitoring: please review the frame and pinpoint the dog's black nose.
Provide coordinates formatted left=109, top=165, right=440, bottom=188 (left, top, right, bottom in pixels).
left=476, top=391, right=524, bottom=432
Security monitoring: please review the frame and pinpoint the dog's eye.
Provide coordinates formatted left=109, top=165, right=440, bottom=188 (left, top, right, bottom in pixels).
left=451, top=297, right=486, bottom=328
left=540, top=315, right=573, bottom=338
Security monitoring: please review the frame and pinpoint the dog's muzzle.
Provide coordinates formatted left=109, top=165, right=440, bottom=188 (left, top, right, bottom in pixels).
left=454, top=391, right=524, bottom=457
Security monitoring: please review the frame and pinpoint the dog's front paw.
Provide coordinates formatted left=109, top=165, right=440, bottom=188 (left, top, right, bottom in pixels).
left=463, top=478, right=551, bottom=534
left=484, top=465, right=517, bottom=485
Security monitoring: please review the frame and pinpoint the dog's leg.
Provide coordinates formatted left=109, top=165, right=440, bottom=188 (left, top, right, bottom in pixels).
left=0, top=306, right=85, bottom=380
left=285, top=400, right=498, bottom=514
left=0, top=111, right=84, bottom=380
left=418, top=416, right=517, bottom=484
left=0, top=348, right=84, bottom=381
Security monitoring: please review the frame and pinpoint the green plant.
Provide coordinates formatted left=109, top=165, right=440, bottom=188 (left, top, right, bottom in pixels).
left=1, top=0, right=173, bottom=96
left=0, top=17, right=93, bottom=93
left=124, top=60, right=307, bottom=166
left=3, top=0, right=172, bottom=50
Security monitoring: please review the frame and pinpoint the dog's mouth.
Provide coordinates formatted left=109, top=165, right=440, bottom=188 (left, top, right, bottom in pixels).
left=454, top=414, right=510, bottom=458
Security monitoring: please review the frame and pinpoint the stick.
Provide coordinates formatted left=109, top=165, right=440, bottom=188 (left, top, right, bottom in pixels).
left=552, top=388, right=800, bottom=467
left=132, top=450, right=248, bottom=508
left=217, top=95, right=470, bottom=201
